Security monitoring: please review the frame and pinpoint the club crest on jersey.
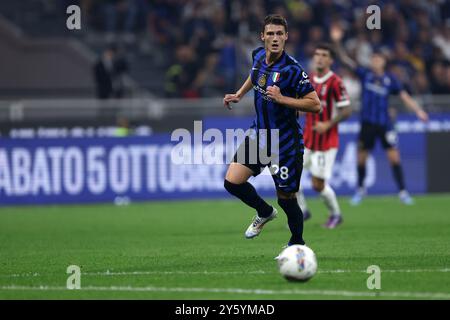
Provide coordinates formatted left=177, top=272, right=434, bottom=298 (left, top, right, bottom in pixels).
left=272, top=72, right=280, bottom=82
left=258, top=73, right=267, bottom=87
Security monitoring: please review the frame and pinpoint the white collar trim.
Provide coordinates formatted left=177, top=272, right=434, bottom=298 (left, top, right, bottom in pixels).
left=313, top=71, right=334, bottom=84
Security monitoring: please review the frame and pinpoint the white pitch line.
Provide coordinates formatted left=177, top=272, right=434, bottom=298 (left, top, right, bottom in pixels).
left=0, top=273, right=41, bottom=278
left=0, top=285, right=449, bottom=299
left=318, top=268, right=450, bottom=274
left=84, top=270, right=269, bottom=276
left=1, top=268, right=449, bottom=278
left=85, top=268, right=450, bottom=276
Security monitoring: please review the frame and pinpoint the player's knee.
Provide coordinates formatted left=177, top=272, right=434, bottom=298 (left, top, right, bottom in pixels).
left=225, top=163, right=253, bottom=184
left=312, top=179, right=325, bottom=192
left=312, top=183, right=323, bottom=193
left=386, top=148, right=401, bottom=164
left=357, top=150, right=369, bottom=164
left=389, top=158, right=401, bottom=166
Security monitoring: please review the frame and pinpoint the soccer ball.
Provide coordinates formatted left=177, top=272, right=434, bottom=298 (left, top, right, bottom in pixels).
left=277, top=245, right=317, bottom=281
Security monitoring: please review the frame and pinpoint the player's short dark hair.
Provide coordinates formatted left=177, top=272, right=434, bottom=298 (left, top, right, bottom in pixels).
left=372, top=50, right=387, bottom=60
left=262, top=14, right=288, bottom=33
left=315, top=43, right=335, bottom=59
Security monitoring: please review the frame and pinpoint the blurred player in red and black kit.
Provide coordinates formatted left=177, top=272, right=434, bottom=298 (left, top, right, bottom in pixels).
left=297, top=43, right=352, bottom=229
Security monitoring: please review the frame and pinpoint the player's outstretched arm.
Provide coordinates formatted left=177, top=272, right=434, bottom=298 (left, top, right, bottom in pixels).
left=330, top=24, right=357, bottom=71
left=399, top=90, right=429, bottom=122
left=332, top=105, right=352, bottom=126
left=313, top=105, right=352, bottom=134
left=223, top=76, right=253, bottom=110
left=267, top=86, right=321, bottom=113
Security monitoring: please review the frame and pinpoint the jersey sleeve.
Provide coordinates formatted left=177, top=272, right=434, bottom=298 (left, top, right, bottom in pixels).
left=292, top=67, right=315, bottom=98
left=249, top=47, right=264, bottom=77
left=389, top=74, right=404, bottom=94
left=355, top=66, right=368, bottom=80
left=251, top=47, right=264, bottom=63
left=333, top=77, right=351, bottom=108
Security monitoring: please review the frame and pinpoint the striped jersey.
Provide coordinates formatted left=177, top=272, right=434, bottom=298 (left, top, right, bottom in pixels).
left=357, top=67, right=403, bottom=128
left=250, top=47, right=315, bottom=153
left=304, top=71, right=350, bottom=151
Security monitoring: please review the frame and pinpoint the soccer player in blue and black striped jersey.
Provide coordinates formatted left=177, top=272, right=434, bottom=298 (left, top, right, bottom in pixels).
left=331, top=26, right=429, bottom=205
left=223, top=15, right=321, bottom=249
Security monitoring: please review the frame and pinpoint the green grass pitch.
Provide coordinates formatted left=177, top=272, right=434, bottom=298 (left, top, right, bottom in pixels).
left=0, top=194, right=449, bottom=300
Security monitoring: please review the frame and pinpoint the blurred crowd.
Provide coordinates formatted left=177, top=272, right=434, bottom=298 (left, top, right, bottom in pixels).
left=77, top=0, right=449, bottom=100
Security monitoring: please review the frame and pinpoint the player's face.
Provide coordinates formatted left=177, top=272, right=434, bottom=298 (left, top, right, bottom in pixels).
left=371, top=54, right=386, bottom=72
left=261, top=24, right=288, bottom=54
left=313, top=49, right=333, bottom=72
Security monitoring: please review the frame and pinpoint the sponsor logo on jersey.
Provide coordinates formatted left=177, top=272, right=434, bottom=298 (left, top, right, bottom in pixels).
left=258, top=74, right=267, bottom=87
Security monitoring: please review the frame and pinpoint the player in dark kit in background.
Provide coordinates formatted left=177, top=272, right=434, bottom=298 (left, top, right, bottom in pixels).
left=330, top=26, right=429, bottom=205
left=223, top=15, right=321, bottom=249
left=297, top=43, right=352, bottom=229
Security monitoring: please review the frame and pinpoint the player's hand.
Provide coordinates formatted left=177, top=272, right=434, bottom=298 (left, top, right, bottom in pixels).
left=313, top=121, right=331, bottom=134
left=223, top=94, right=240, bottom=110
left=266, top=85, right=283, bottom=103
left=330, top=24, right=344, bottom=43
left=416, top=109, right=429, bottom=122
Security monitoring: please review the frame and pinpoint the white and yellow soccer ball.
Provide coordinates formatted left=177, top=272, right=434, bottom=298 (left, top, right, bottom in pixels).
left=277, top=245, right=317, bottom=281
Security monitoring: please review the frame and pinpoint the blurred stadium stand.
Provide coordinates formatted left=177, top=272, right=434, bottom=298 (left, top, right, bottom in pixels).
left=0, top=0, right=448, bottom=131
left=0, top=16, right=97, bottom=98
left=0, top=0, right=448, bottom=99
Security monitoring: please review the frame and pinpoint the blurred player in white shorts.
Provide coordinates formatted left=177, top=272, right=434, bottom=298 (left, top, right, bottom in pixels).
left=297, top=43, right=352, bottom=229
left=303, top=148, right=338, bottom=182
